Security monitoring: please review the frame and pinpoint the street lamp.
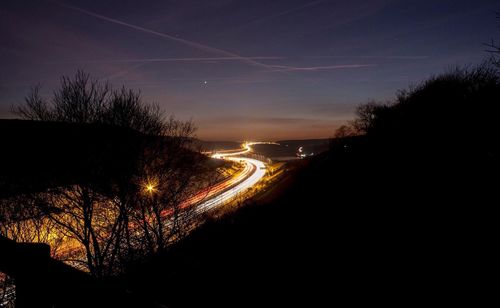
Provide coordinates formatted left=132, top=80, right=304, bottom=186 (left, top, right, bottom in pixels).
left=142, top=179, right=158, bottom=195
left=145, top=184, right=155, bottom=193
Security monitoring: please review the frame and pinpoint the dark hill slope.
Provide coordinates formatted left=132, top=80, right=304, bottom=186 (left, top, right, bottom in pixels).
left=0, top=119, right=212, bottom=198
left=123, top=132, right=495, bottom=307
left=0, top=119, right=143, bottom=197
left=125, top=66, right=497, bottom=307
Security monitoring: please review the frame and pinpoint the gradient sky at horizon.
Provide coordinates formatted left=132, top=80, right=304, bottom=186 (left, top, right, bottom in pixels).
left=1, top=0, right=499, bottom=141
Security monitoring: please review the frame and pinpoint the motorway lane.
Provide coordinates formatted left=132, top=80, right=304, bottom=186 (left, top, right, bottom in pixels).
left=194, top=157, right=266, bottom=214
left=185, top=142, right=268, bottom=214
left=179, top=156, right=254, bottom=209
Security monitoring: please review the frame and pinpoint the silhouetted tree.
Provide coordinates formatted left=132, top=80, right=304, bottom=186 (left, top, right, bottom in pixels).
left=0, top=196, right=63, bottom=255
left=343, top=64, right=500, bottom=158
left=334, top=124, right=358, bottom=138
left=0, top=272, right=15, bottom=308
left=131, top=127, right=220, bottom=254
left=8, top=70, right=213, bottom=277
left=485, top=13, right=500, bottom=68
left=13, top=70, right=165, bottom=135
left=103, top=87, right=165, bottom=136
left=14, top=71, right=109, bottom=123
left=35, top=186, right=125, bottom=277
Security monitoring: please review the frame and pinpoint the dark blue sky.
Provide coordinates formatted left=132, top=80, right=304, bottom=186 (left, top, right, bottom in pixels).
left=1, top=0, right=498, bottom=140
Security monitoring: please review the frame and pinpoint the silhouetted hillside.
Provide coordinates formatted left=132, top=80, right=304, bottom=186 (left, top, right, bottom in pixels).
left=0, top=120, right=217, bottom=199
left=0, top=119, right=143, bottom=198
left=121, top=66, right=498, bottom=307
left=123, top=129, right=494, bottom=306
left=355, top=66, right=500, bottom=160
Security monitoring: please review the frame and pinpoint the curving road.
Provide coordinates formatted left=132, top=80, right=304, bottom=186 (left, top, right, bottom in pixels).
left=191, top=142, right=267, bottom=214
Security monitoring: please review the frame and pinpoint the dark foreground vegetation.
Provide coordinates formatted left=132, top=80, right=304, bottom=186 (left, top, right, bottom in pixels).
left=1, top=72, right=218, bottom=307
left=2, top=52, right=500, bottom=306
left=119, top=64, right=498, bottom=307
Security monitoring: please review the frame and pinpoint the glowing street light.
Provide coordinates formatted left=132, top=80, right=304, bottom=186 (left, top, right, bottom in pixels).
left=143, top=179, right=158, bottom=195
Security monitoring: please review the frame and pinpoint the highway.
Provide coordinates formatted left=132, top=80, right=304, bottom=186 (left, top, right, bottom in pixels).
left=194, top=157, right=266, bottom=213
left=191, top=142, right=267, bottom=214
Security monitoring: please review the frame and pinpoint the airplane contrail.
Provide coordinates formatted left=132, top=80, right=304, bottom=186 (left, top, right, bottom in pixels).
left=304, top=55, right=429, bottom=60
left=68, top=57, right=284, bottom=64
left=56, top=2, right=375, bottom=74
left=269, top=64, right=376, bottom=72
left=56, top=2, right=275, bottom=70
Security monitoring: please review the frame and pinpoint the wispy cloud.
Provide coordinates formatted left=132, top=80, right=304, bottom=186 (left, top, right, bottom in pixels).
left=101, top=62, right=148, bottom=81
left=56, top=2, right=276, bottom=70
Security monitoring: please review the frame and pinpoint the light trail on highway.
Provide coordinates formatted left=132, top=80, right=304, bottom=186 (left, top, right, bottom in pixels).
left=192, top=142, right=268, bottom=214
left=194, top=157, right=266, bottom=213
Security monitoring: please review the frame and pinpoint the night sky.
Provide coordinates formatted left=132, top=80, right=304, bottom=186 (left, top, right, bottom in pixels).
left=1, top=0, right=498, bottom=141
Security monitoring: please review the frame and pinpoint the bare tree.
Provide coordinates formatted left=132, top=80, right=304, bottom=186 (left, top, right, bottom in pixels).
left=103, top=87, right=165, bottom=135
left=485, top=13, right=500, bottom=68
left=8, top=70, right=212, bottom=277
left=13, top=70, right=165, bottom=135
left=13, top=71, right=110, bottom=123
left=0, top=272, right=15, bottom=308
left=349, top=102, right=380, bottom=134
left=334, top=124, right=357, bottom=138
left=14, top=85, right=53, bottom=121
left=37, top=186, right=128, bottom=277
left=0, top=196, right=64, bottom=255
left=129, top=119, right=217, bottom=253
